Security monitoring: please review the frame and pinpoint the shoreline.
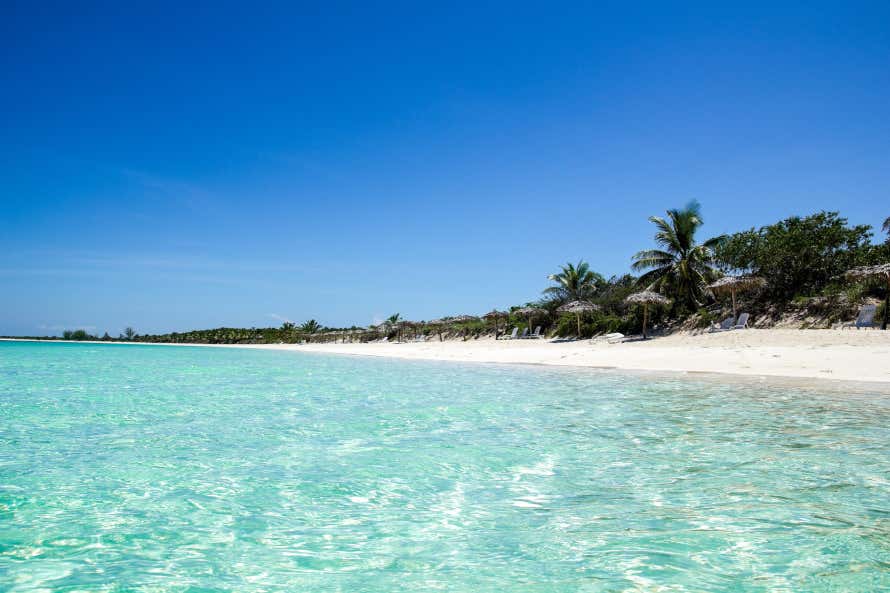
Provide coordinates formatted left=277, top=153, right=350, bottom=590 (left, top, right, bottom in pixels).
left=5, top=329, right=890, bottom=388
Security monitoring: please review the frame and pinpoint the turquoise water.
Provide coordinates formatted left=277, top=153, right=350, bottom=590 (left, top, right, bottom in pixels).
left=1, top=342, right=889, bottom=592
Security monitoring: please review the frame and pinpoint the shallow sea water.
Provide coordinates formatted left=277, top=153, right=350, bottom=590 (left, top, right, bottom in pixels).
left=1, top=341, right=889, bottom=592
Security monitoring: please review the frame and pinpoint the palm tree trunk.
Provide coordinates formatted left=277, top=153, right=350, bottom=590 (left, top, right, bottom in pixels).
left=732, top=289, right=737, bottom=320
left=576, top=313, right=581, bottom=338
left=643, top=304, right=649, bottom=339
left=881, top=281, right=890, bottom=329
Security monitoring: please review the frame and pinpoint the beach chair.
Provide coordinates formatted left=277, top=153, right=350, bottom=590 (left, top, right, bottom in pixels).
left=379, top=336, right=389, bottom=343
left=527, top=326, right=543, bottom=339
left=605, top=332, right=626, bottom=344
left=709, top=316, right=735, bottom=333
left=518, top=327, right=529, bottom=339
left=499, top=327, right=519, bottom=340
left=842, top=304, right=877, bottom=330
left=731, top=313, right=750, bottom=329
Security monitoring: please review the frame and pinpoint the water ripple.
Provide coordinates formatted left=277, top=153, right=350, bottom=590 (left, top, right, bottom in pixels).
left=1, top=341, right=889, bottom=591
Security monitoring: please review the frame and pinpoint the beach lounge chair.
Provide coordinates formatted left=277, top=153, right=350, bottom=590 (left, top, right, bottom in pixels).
left=526, top=326, right=543, bottom=339
left=606, top=332, right=626, bottom=344
left=591, top=332, right=624, bottom=343
left=842, top=304, right=877, bottom=330
left=499, top=327, right=519, bottom=340
left=731, top=313, right=750, bottom=329
left=379, top=336, right=389, bottom=343
left=519, top=327, right=529, bottom=339
left=709, top=316, right=735, bottom=333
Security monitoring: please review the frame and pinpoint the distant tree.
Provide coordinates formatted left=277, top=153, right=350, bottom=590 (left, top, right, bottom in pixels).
left=544, top=261, right=602, bottom=302
left=884, top=216, right=890, bottom=244
left=300, top=319, right=321, bottom=334
left=123, top=327, right=136, bottom=340
left=384, top=313, right=401, bottom=340
left=631, top=200, right=722, bottom=310
left=279, top=321, right=296, bottom=343
left=714, top=211, right=874, bottom=302
left=101, top=332, right=111, bottom=341
left=64, top=329, right=94, bottom=341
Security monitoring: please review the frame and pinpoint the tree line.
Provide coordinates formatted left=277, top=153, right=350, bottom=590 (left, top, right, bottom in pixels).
left=21, top=207, right=890, bottom=343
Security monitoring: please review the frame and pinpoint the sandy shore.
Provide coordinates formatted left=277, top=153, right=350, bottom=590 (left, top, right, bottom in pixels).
left=231, top=329, right=890, bottom=385
left=6, top=329, right=890, bottom=385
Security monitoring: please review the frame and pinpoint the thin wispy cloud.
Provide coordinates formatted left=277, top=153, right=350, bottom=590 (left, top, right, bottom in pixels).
left=120, top=169, right=220, bottom=217
left=38, top=323, right=97, bottom=331
left=266, top=313, right=292, bottom=323
left=1, top=249, right=312, bottom=278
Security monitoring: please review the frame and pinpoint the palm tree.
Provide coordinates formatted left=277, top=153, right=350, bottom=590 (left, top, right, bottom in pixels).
left=883, top=216, right=889, bottom=235
left=544, top=261, right=600, bottom=302
left=385, top=313, right=401, bottom=341
left=631, top=201, right=722, bottom=309
left=300, top=319, right=321, bottom=334
left=123, top=327, right=136, bottom=340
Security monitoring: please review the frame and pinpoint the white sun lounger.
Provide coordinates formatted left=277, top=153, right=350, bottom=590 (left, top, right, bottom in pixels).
left=709, top=316, right=735, bottom=332
left=731, top=312, right=750, bottom=329
left=499, top=327, right=519, bottom=340
left=525, top=326, right=543, bottom=339
left=589, top=332, right=627, bottom=344
left=842, top=304, right=877, bottom=330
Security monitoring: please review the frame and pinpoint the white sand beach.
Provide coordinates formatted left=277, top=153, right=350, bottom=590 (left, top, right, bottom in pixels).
left=236, top=329, right=890, bottom=385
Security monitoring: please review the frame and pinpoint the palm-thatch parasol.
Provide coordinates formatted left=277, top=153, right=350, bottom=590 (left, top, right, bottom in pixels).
left=557, top=300, right=601, bottom=338
left=483, top=309, right=508, bottom=338
left=708, top=275, right=766, bottom=319
left=512, top=306, right=549, bottom=334
left=625, top=291, right=671, bottom=339
left=845, top=263, right=890, bottom=330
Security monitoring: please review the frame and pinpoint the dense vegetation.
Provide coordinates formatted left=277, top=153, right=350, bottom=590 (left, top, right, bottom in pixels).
left=10, top=207, right=888, bottom=343
left=714, top=212, right=879, bottom=302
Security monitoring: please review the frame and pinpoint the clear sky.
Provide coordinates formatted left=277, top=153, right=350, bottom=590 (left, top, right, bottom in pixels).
left=3, top=2, right=889, bottom=336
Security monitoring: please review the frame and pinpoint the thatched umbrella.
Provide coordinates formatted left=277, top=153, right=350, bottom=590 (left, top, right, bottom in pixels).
left=845, top=263, right=890, bottom=330
left=512, top=306, right=548, bottom=334
left=625, top=291, right=671, bottom=339
left=557, top=300, right=601, bottom=338
left=708, top=275, right=766, bottom=319
left=483, top=309, right=507, bottom=338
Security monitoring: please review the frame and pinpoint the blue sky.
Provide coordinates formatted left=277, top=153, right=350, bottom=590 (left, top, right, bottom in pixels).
left=3, top=2, right=889, bottom=335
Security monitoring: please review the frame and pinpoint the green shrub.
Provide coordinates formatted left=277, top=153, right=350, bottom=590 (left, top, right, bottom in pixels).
left=714, top=211, right=874, bottom=303
left=695, top=308, right=715, bottom=328
left=62, top=329, right=94, bottom=341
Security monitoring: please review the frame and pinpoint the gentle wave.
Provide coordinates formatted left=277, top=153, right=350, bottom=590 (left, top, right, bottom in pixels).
left=1, top=341, right=889, bottom=591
